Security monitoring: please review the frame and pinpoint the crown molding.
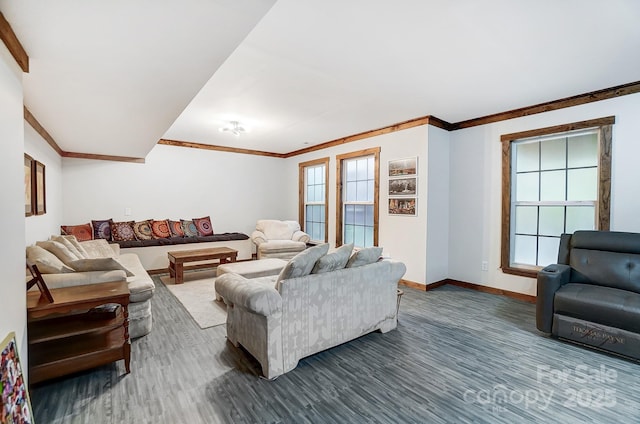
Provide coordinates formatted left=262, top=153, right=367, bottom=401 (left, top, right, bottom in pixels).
left=158, top=139, right=285, bottom=158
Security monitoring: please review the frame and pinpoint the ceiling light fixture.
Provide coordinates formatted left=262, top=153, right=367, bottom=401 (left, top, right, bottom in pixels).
left=219, top=121, right=247, bottom=136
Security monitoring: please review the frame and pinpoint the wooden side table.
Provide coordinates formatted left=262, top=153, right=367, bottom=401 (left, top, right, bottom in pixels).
left=168, top=246, right=238, bottom=284
left=27, top=280, right=131, bottom=385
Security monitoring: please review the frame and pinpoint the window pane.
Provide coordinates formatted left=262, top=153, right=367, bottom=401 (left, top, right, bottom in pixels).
left=365, top=227, right=374, bottom=248
left=516, top=141, right=539, bottom=172
left=538, top=237, right=560, bottom=267
left=567, top=168, right=597, bottom=201
left=566, top=206, right=595, bottom=233
left=314, top=223, right=323, bottom=241
left=515, top=206, right=537, bottom=235
left=368, top=180, right=374, bottom=201
left=307, top=167, right=315, bottom=185
left=357, top=158, right=367, bottom=180
left=367, top=157, right=374, bottom=179
left=540, top=137, right=566, bottom=170
left=346, top=160, right=357, bottom=181
left=345, top=205, right=355, bottom=224
left=320, top=206, right=325, bottom=222
left=354, top=205, right=365, bottom=225
left=344, top=225, right=354, bottom=245
left=357, top=181, right=368, bottom=201
left=516, top=173, right=539, bottom=201
left=354, top=225, right=365, bottom=248
left=315, top=166, right=323, bottom=184
left=539, top=206, right=564, bottom=236
left=568, top=133, right=598, bottom=168
left=346, top=182, right=357, bottom=201
left=513, top=235, right=537, bottom=265
left=540, top=170, right=566, bottom=201
left=365, top=205, right=373, bottom=226
left=315, top=185, right=323, bottom=202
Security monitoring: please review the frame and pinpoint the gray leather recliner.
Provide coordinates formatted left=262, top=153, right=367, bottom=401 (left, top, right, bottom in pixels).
left=536, top=230, right=640, bottom=360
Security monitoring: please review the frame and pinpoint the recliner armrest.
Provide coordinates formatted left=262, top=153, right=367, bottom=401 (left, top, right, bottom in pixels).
left=215, top=273, right=282, bottom=316
left=291, top=230, right=310, bottom=243
left=251, top=230, right=268, bottom=246
left=536, top=263, right=571, bottom=333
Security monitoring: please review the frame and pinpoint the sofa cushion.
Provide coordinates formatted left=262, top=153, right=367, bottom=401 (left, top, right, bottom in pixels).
left=92, top=219, right=113, bottom=241
left=257, top=220, right=298, bottom=240
left=570, top=248, right=640, bottom=294
left=312, top=243, right=353, bottom=274
left=79, top=239, right=117, bottom=259
left=133, top=220, right=153, bottom=240
left=59, top=235, right=89, bottom=258
left=151, top=219, right=171, bottom=239
left=26, top=245, right=74, bottom=274
left=60, top=223, right=93, bottom=241
left=554, top=283, right=640, bottom=333
left=118, top=253, right=156, bottom=303
left=36, top=240, right=81, bottom=266
left=181, top=219, right=198, bottom=237
left=69, top=257, right=135, bottom=277
left=346, top=246, right=383, bottom=268
left=276, top=243, right=329, bottom=289
left=169, top=220, right=185, bottom=237
left=193, top=216, right=214, bottom=236
left=51, top=235, right=87, bottom=259
left=111, top=221, right=137, bottom=242
left=258, top=240, right=307, bottom=252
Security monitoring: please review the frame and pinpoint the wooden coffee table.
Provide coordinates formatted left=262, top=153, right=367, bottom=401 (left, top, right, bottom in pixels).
left=168, top=247, right=238, bottom=284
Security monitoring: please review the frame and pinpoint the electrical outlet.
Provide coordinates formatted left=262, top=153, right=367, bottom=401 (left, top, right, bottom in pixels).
left=481, top=261, right=488, bottom=271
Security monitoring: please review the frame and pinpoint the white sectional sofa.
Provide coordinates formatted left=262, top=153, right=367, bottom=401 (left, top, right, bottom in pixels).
left=215, top=243, right=407, bottom=379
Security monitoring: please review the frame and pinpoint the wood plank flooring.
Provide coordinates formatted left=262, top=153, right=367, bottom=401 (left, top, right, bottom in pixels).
left=31, top=278, right=640, bottom=423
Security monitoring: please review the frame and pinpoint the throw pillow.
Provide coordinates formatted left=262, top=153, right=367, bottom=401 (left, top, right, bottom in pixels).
left=36, top=240, right=81, bottom=266
left=79, top=239, right=116, bottom=258
left=193, top=216, right=214, bottom=236
left=151, top=219, right=171, bottom=239
left=26, top=245, right=74, bottom=274
left=60, top=223, right=93, bottom=241
left=60, top=235, right=90, bottom=258
left=133, top=220, right=153, bottom=240
left=312, top=243, right=353, bottom=274
left=111, top=221, right=137, bottom=242
left=69, top=257, right=134, bottom=277
left=276, top=243, right=330, bottom=290
left=92, top=219, right=114, bottom=241
left=181, top=220, right=198, bottom=237
left=345, top=246, right=383, bottom=268
left=169, top=220, right=185, bottom=237
left=51, top=235, right=86, bottom=259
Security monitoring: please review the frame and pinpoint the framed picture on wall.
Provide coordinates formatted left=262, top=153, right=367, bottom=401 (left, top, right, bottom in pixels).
left=35, top=161, right=46, bottom=215
left=388, top=177, right=417, bottom=196
left=389, top=197, right=417, bottom=216
left=388, top=157, right=417, bottom=177
left=24, top=154, right=34, bottom=217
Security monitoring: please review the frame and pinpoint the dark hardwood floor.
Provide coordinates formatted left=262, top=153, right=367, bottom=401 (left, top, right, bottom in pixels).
left=31, top=278, right=640, bottom=423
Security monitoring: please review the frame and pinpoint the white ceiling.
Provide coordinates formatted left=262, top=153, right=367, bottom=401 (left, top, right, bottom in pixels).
left=4, top=0, right=640, bottom=157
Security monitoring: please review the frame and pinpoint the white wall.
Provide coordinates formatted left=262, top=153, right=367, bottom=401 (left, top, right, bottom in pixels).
left=62, top=144, right=288, bottom=239
left=448, top=92, right=640, bottom=296
left=0, top=46, right=27, bottom=358
left=24, top=122, right=63, bottom=245
left=283, top=125, right=433, bottom=285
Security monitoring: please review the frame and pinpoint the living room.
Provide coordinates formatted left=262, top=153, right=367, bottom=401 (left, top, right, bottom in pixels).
left=4, top=1, right=640, bottom=422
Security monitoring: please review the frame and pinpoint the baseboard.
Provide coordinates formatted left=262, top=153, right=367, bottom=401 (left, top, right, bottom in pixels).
left=399, top=279, right=426, bottom=290
left=430, top=278, right=536, bottom=303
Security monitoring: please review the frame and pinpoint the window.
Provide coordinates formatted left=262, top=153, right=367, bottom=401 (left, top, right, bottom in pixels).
left=299, top=157, right=329, bottom=242
left=336, top=148, right=380, bottom=248
left=501, top=117, right=613, bottom=277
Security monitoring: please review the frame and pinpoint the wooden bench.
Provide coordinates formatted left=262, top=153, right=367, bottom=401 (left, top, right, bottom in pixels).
left=168, top=247, right=238, bottom=284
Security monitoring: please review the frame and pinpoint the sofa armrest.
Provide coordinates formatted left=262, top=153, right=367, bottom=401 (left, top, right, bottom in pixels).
left=42, top=270, right=127, bottom=290
left=536, top=264, right=571, bottom=333
left=215, top=273, right=282, bottom=316
left=251, top=230, right=268, bottom=246
left=291, top=230, right=310, bottom=243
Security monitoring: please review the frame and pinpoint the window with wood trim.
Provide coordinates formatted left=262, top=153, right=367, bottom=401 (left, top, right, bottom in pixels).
left=299, top=157, right=329, bottom=243
left=336, top=148, right=380, bottom=248
left=501, top=117, right=613, bottom=278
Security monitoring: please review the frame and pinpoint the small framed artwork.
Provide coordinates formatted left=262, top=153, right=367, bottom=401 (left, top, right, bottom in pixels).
left=24, top=154, right=34, bottom=217
left=388, top=177, right=417, bottom=196
left=389, top=197, right=417, bottom=216
left=1, top=332, right=35, bottom=424
left=34, top=161, right=46, bottom=215
left=388, top=157, right=417, bottom=177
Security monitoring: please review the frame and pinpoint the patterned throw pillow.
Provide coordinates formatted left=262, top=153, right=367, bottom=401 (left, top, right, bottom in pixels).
left=151, top=219, right=171, bottom=239
left=169, top=220, right=185, bottom=237
left=60, top=223, right=93, bottom=242
left=110, top=221, right=137, bottom=242
left=92, top=219, right=114, bottom=241
left=193, top=216, right=214, bottom=236
left=181, top=219, right=198, bottom=237
left=133, top=220, right=153, bottom=240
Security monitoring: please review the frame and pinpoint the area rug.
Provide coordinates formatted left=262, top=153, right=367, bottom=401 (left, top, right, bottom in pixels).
left=158, top=270, right=227, bottom=329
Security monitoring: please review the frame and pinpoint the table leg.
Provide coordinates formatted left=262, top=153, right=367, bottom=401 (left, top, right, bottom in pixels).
left=168, top=257, right=175, bottom=278
left=175, top=261, right=184, bottom=284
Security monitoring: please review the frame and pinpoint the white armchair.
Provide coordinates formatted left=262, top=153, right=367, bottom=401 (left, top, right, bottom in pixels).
left=251, top=220, right=310, bottom=260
